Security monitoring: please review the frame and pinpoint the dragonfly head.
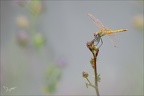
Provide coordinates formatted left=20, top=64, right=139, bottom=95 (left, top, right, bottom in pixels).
left=94, top=32, right=100, bottom=38
left=93, top=32, right=100, bottom=41
left=94, top=32, right=97, bottom=36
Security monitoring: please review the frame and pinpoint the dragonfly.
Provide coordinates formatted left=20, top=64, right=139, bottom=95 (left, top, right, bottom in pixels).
left=88, top=13, right=127, bottom=48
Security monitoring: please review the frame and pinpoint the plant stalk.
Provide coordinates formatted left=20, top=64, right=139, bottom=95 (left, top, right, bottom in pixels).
left=93, top=49, right=99, bottom=96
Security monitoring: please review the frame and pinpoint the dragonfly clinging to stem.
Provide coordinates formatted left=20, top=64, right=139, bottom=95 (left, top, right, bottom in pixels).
left=88, top=13, right=127, bottom=48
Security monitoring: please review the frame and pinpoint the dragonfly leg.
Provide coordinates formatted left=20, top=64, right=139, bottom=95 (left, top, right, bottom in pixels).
left=94, top=39, right=100, bottom=46
left=94, top=37, right=100, bottom=46
left=98, top=38, right=103, bottom=48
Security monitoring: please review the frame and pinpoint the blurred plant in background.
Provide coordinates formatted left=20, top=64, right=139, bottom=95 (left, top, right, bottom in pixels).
left=16, top=0, right=45, bottom=49
left=43, top=64, right=62, bottom=93
left=16, top=30, right=29, bottom=47
left=43, top=58, right=67, bottom=93
left=132, top=1, right=143, bottom=32
left=133, top=15, right=143, bottom=31
left=3, top=0, right=67, bottom=94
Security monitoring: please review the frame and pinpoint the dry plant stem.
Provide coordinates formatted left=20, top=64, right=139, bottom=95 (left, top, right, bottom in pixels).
left=93, top=50, right=100, bottom=96
left=87, top=40, right=100, bottom=96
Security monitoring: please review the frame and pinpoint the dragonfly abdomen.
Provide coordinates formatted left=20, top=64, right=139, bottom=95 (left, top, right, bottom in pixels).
left=108, top=29, right=127, bottom=34
left=111, top=29, right=127, bottom=33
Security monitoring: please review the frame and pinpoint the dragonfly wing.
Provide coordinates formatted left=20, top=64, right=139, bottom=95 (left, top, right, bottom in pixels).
left=88, top=13, right=107, bottom=30
left=107, top=33, right=119, bottom=47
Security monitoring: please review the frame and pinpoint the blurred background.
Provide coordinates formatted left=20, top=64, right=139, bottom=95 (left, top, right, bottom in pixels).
left=0, top=0, right=143, bottom=95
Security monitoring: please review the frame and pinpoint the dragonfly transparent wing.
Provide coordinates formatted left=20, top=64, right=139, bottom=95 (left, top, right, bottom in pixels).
left=107, top=33, right=119, bottom=47
left=88, top=13, right=107, bottom=30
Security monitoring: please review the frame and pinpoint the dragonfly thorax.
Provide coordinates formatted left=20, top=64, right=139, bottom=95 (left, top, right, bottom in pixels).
left=94, top=31, right=105, bottom=37
left=98, top=30, right=106, bottom=37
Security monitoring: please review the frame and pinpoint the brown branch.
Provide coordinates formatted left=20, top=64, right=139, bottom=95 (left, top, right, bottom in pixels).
left=86, top=39, right=100, bottom=96
left=94, top=49, right=99, bottom=96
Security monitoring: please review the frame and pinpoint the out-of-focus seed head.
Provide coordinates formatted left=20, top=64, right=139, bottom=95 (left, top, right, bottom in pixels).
left=33, top=33, right=46, bottom=49
left=17, top=30, right=29, bottom=47
left=16, top=16, right=29, bottom=28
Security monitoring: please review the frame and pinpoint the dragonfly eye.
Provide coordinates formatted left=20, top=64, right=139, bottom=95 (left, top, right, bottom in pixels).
left=94, top=33, right=98, bottom=37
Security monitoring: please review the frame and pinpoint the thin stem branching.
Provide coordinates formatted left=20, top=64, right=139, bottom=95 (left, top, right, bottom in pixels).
left=82, top=39, right=100, bottom=96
